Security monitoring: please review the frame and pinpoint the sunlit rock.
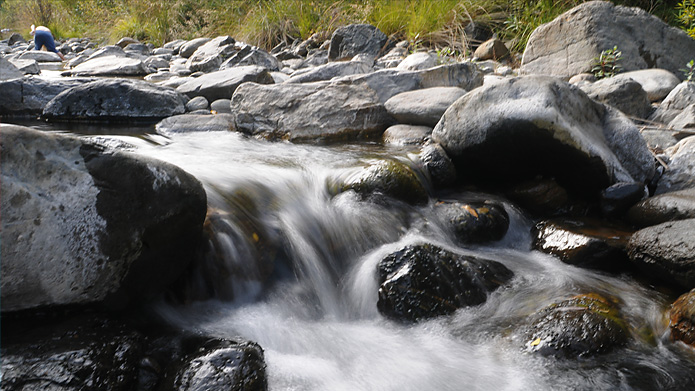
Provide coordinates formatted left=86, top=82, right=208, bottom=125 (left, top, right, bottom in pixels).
left=670, top=289, right=695, bottom=348
left=0, top=126, right=207, bottom=311
left=377, top=243, right=513, bottom=322
left=522, top=293, right=629, bottom=357
left=532, top=218, right=633, bottom=271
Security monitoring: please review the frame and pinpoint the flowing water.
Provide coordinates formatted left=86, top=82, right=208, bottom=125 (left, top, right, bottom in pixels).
left=30, top=124, right=695, bottom=390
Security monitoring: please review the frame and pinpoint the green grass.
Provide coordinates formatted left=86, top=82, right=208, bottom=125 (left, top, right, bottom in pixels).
left=0, top=0, right=690, bottom=53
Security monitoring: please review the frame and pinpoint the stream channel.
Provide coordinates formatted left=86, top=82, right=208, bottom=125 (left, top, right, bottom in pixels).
left=17, top=114, right=695, bottom=390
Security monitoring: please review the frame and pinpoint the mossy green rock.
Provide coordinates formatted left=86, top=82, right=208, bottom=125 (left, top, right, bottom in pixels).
left=339, top=159, right=429, bottom=205
left=523, top=293, right=629, bottom=358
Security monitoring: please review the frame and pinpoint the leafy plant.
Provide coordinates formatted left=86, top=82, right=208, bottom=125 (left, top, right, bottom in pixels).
left=676, top=0, right=695, bottom=38
left=682, top=59, right=695, bottom=81
left=591, top=46, right=623, bottom=79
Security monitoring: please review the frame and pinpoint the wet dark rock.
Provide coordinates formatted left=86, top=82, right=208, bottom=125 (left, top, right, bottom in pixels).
left=505, top=177, right=572, bottom=216
left=174, top=339, right=267, bottom=391
left=1, top=314, right=144, bottom=391
left=627, top=187, right=695, bottom=227
left=328, top=24, right=387, bottom=61
left=431, top=76, right=655, bottom=198
left=177, top=65, right=274, bottom=102
left=335, top=159, right=429, bottom=205
left=7, top=32, right=26, bottom=45
left=670, top=289, right=695, bottom=347
left=377, top=243, right=513, bottom=322
left=156, top=114, right=236, bottom=137
left=0, top=76, right=93, bottom=116
left=43, top=78, right=187, bottom=121
left=417, top=142, right=457, bottom=187
left=532, top=218, right=633, bottom=271
left=627, top=218, right=695, bottom=290
left=599, top=181, right=647, bottom=217
left=1, top=126, right=207, bottom=311
left=522, top=293, right=629, bottom=357
left=433, top=200, right=510, bottom=244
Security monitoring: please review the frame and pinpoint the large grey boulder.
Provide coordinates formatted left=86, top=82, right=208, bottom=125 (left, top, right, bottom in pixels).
left=67, top=45, right=127, bottom=68
left=627, top=218, right=695, bottom=290
left=1, top=126, right=207, bottom=312
left=43, top=78, right=187, bottom=121
left=385, top=86, right=468, bottom=126
left=656, top=137, right=695, bottom=194
left=0, top=56, right=24, bottom=80
left=63, top=55, right=149, bottom=77
left=284, top=61, right=372, bottom=83
left=328, top=24, right=388, bottom=61
left=579, top=76, right=651, bottom=119
left=232, top=81, right=393, bottom=142
left=0, top=77, right=92, bottom=116
left=186, top=35, right=236, bottom=73
left=650, top=82, right=695, bottom=124
left=521, top=1, right=695, bottom=80
left=431, top=76, right=655, bottom=195
left=156, top=113, right=236, bottom=137
left=176, top=65, right=274, bottom=102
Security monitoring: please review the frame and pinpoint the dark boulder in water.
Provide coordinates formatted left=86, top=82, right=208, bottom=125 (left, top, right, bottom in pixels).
left=432, top=199, right=509, bottom=244
left=377, top=243, right=513, bottom=322
left=532, top=218, right=633, bottom=271
left=522, top=293, right=629, bottom=358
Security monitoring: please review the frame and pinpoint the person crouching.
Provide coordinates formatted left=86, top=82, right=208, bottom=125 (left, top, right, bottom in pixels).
left=30, top=24, right=66, bottom=61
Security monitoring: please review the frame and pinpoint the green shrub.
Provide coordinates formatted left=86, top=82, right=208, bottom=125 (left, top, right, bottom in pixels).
left=591, top=46, right=623, bottom=79
left=677, top=0, right=695, bottom=38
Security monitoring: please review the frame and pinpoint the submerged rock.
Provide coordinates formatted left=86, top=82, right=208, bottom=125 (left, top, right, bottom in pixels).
left=627, top=218, right=695, bottom=290
left=433, top=200, right=510, bottom=244
left=377, top=243, right=513, bottom=322
left=417, top=142, right=457, bottom=187
left=43, top=78, right=187, bottom=121
left=382, top=124, right=431, bottom=145
left=431, top=76, right=655, bottom=197
left=0, top=126, right=207, bottom=312
left=335, top=159, right=429, bottom=205
left=670, top=289, right=695, bottom=348
left=523, top=293, right=629, bottom=357
left=532, top=218, right=633, bottom=271
left=175, top=339, right=267, bottom=391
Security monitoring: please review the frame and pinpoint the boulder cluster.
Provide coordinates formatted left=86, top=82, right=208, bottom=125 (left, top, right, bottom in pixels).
left=2, top=0, right=695, bottom=388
